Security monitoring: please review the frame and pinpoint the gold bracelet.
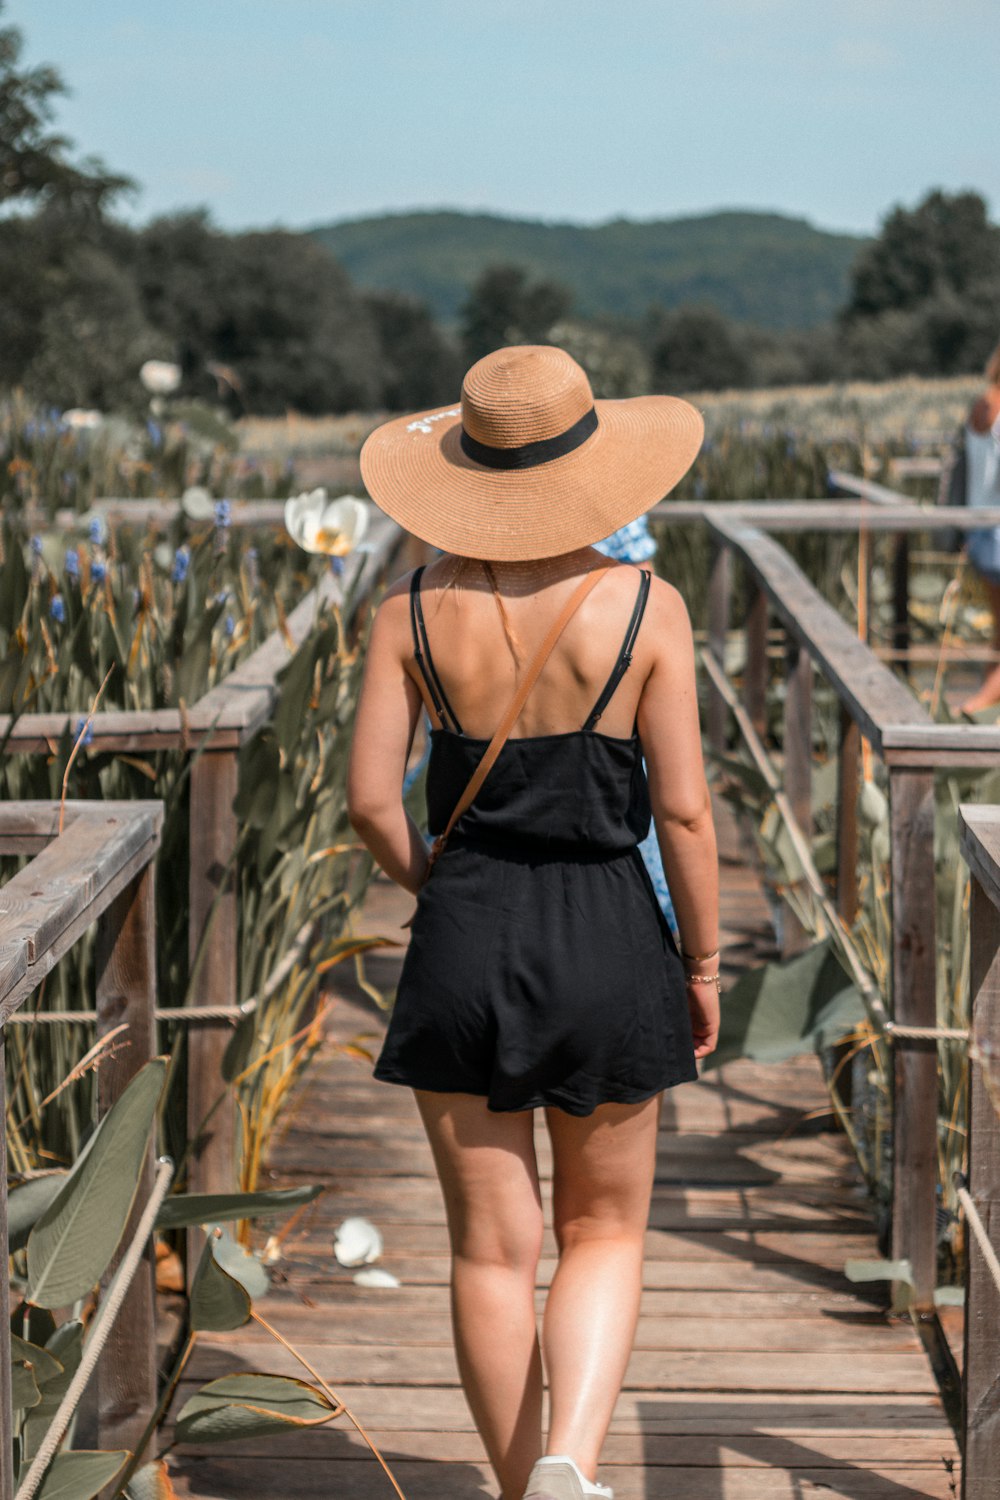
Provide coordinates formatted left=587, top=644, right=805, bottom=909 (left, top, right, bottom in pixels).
left=685, top=973, right=721, bottom=989
left=681, top=946, right=720, bottom=964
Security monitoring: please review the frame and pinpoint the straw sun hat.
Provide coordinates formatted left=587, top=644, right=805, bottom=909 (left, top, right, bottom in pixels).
left=359, top=344, right=704, bottom=562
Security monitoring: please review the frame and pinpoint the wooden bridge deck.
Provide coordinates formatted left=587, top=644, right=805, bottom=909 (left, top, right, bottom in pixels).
left=168, top=796, right=961, bottom=1499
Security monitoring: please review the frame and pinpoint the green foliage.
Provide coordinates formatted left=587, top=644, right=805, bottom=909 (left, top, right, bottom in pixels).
left=174, top=1373, right=342, bottom=1444
left=461, top=264, right=573, bottom=364
left=26, top=1059, right=166, bottom=1307
left=313, top=207, right=864, bottom=329
left=34, top=1450, right=129, bottom=1500
left=0, top=2, right=131, bottom=211
left=154, top=1183, right=323, bottom=1231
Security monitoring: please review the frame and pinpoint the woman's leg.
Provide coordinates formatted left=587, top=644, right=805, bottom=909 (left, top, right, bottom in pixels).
left=414, top=1089, right=545, bottom=1500
left=541, top=1094, right=662, bottom=1482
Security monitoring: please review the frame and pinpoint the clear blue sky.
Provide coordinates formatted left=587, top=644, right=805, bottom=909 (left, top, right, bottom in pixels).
left=14, top=0, right=1000, bottom=236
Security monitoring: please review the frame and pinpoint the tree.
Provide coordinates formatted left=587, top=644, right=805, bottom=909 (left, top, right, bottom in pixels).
left=0, top=2, right=132, bottom=210
left=843, top=189, right=1000, bottom=320
left=646, top=306, right=752, bottom=393
left=365, top=291, right=462, bottom=410
left=130, top=215, right=385, bottom=413
left=460, top=265, right=573, bottom=365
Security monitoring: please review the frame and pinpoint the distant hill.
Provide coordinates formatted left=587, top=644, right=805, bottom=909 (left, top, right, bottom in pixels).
left=309, top=209, right=867, bottom=331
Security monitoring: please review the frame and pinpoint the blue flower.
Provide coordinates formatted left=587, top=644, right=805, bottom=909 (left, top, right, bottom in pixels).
left=88, top=516, right=106, bottom=545
left=64, top=549, right=79, bottom=579
left=172, top=545, right=190, bottom=584
left=50, top=594, right=65, bottom=623
left=91, top=559, right=106, bottom=584
left=330, top=555, right=346, bottom=577
left=224, top=613, right=235, bottom=638
left=146, top=418, right=163, bottom=446
left=74, top=716, right=94, bottom=747
left=30, top=535, right=43, bottom=558
left=214, top=499, right=232, bottom=529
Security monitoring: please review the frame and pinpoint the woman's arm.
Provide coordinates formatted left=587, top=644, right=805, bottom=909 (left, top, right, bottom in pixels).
left=637, top=577, right=721, bottom=1058
left=347, top=584, right=430, bottom=895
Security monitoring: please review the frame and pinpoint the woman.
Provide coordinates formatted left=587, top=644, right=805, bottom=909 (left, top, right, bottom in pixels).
left=960, top=340, right=1000, bottom=713
left=347, top=345, right=720, bottom=1500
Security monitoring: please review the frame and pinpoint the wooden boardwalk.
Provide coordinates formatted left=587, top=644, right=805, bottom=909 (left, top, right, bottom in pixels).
left=168, top=796, right=961, bottom=1499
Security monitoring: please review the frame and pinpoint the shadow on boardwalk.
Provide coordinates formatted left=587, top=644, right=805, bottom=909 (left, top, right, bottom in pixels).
left=167, top=795, right=961, bottom=1499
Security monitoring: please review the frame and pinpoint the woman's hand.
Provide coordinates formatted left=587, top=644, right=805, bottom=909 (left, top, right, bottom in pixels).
left=686, top=976, right=721, bottom=1060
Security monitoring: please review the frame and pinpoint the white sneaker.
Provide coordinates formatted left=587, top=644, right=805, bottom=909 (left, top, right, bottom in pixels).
left=521, top=1454, right=613, bottom=1500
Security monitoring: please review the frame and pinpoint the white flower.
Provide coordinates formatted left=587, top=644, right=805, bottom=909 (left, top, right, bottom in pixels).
left=62, top=409, right=104, bottom=430
left=181, top=485, right=215, bottom=521
left=284, top=489, right=369, bottom=557
left=353, top=1266, right=400, bottom=1289
left=140, top=359, right=181, bottom=395
left=333, top=1215, right=383, bottom=1267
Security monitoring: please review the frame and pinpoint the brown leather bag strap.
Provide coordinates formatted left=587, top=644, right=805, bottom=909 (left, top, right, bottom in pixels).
left=425, top=562, right=614, bottom=874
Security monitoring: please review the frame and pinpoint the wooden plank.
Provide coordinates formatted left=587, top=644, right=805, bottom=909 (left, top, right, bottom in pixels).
left=836, top=705, right=860, bottom=926
left=167, top=1457, right=959, bottom=1498
left=94, top=864, right=159, bottom=1457
left=171, top=1382, right=954, bottom=1434
left=782, top=637, right=812, bottom=956
left=173, top=1428, right=956, bottom=1465
left=961, top=873, right=1000, bottom=1499
left=186, top=1340, right=940, bottom=1392
left=0, top=1034, right=15, bottom=1500
left=186, top=748, right=240, bottom=1278
left=891, top=534, right=911, bottom=670
left=651, top=497, right=1000, bottom=531
left=743, top=587, right=769, bottom=739
left=888, top=768, right=939, bottom=1311
left=707, top=540, right=731, bottom=753
left=959, top=805, right=1000, bottom=913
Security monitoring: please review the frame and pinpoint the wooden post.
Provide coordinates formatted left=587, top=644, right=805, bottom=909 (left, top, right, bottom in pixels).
left=707, top=542, right=731, bottom=754
left=892, top=535, right=911, bottom=679
left=744, top=586, right=768, bottom=741
left=836, top=704, right=861, bottom=927
left=94, top=863, right=158, bottom=1458
left=0, top=1033, right=15, bottom=1500
left=187, top=749, right=239, bottom=1274
left=888, top=767, right=938, bottom=1310
left=783, top=637, right=812, bottom=956
left=962, top=873, right=1000, bottom=1497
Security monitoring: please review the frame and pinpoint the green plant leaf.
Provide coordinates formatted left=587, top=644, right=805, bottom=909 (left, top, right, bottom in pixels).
left=11, top=1356, right=42, bottom=1412
left=701, top=938, right=867, bottom=1071
left=26, top=1058, right=167, bottom=1307
left=155, top=1184, right=322, bottom=1230
left=10, top=1333, right=63, bottom=1386
left=209, top=1225, right=270, bottom=1299
left=188, top=1237, right=251, bottom=1332
left=174, top=1373, right=340, bottom=1444
left=7, top=1175, right=67, bottom=1253
left=35, top=1449, right=129, bottom=1500
left=21, top=1322, right=84, bottom=1468
left=124, top=1459, right=179, bottom=1499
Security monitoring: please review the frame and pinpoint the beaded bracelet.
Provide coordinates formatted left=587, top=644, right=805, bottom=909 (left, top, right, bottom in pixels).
left=685, top=973, right=721, bottom=989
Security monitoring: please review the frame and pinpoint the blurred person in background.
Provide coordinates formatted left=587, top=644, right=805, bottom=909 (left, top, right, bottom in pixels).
left=960, top=340, right=1000, bottom=713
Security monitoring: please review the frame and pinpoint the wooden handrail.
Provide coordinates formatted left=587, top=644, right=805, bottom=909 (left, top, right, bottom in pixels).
left=0, top=802, right=164, bottom=1491
left=957, top=804, right=1000, bottom=1499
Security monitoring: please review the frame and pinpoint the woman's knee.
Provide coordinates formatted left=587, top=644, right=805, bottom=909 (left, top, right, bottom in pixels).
left=450, top=1192, right=545, bottom=1271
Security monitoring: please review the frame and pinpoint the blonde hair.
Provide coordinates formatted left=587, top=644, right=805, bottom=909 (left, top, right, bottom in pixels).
left=986, top=340, right=1000, bottom=388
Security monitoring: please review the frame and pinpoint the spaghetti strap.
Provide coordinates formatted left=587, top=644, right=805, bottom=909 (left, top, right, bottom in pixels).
left=409, top=567, right=464, bottom=735
left=582, top=568, right=651, bottom=731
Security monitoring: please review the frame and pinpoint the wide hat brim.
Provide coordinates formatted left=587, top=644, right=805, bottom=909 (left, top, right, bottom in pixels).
left=359, top=394, right=704, bottom=562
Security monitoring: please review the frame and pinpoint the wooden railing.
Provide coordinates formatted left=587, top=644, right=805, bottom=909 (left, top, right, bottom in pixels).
left=0, top=802, right=165, bottom=1498
left=0, top=510, right=405, bottom=1224
left=957, top=806, right=1000, bottom=1500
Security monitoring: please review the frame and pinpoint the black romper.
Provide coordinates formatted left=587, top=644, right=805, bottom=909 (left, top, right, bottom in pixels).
left=372, top=566, right=700, bottom=1117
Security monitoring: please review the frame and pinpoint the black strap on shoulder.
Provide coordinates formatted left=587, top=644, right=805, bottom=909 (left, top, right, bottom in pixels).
left=582, top=568, right=651, bottom=731
left=409, top=566, right=464, bottom=734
